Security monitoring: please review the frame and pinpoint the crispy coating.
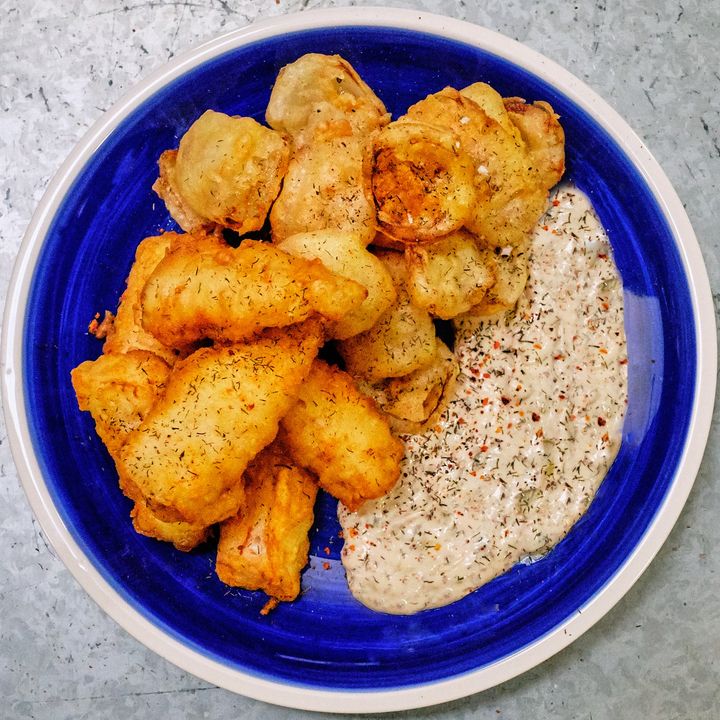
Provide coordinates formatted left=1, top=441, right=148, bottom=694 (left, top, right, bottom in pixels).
left=277, top=229, right=397, bottom=339
left=404, top=229, right=495, bottom=319
left=460, top=82, right=524, bottom=143
left=266, top=53, right=389, bottom=143
left=102, top=233, right=178, bottom=365
left=372, top=121, right=476, bottom=243
left=216, top=441, right=318, bottom=602
left=117, top=322, right=324, bottom=527
left=131, top=502, right=211, bottom=552
left=153, top=110, right=289, bottom=233
left=267, top=55, right=388, bottom=245
left=71, top=350, right=171, bottom=457
left=338, top=250, right=437, bottom=382
left=270, top=135, right=377, bottom=244
left=504, top=97, right=566, bottom=191
left=359, top=340, right=459, bottom=435
left=71, top=350, right=210, bottom=550
left=403, top=87, right=550, bottom=250
left=466, top=242, right=530, bottom=317
left=280, top=360, right=404, bottom=511
left=140, top=234, right=366, bottom=349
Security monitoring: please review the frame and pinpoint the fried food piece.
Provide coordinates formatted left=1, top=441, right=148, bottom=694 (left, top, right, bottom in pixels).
left=102, top=233, right=178, bottom=365
left=140, top=234, right=366, bottom=349
left=276, top=229, right=396, bottom=339
left=71, top=350, right=171, bottom=457
left=266, top=53, right=389, bottom=143
left=153, top=110, right=289, bottom=233
left=268, top=55, right=388, bottom=245
left=117, top=322, right=324, bottom=527
left=338, top=250, right=437, bottom=382
left=280, top=360, right=404, bottom=511
left=467, top=243, right=530, bottom=317
left=504, top=97, right=565, bottom=191
left=130, top=502, right=211, bottom=552
left=216, top=441, right=318, bottom=602
left=71, top=350, right=210, bottom=550
left=270, top=135, right=377, bottom=244
left=359, top=341, right=459, bottom=434
left=460, top=82, right=523, bottom=143
left=372, top=121, right=476, bottom=243
left=402, top=87, right=551, bottom=250
left=404, top=229, right=495, bottom=319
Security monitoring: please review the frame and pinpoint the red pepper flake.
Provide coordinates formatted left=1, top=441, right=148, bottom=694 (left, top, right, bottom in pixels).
left=535, top=428, right=544, bottom=438
left=552, top=198, right=560, bottom=206
left=601, top=302, right=610, bottom=311
left=597, top=416, right=607, bottom=426
left=322, top=562, right=331, bottom=571
left=532, top=412, right=541, bottom=422
left=337, top=530, right=344, bottom=539
left=469, top=470, right=477, bottom=477
left=543, top=224, right=549, bottom=231
left=619, top=358, right=628, bottom=365
left=482, top=372, right=491, bottom=379
left=323, top=546, right=331, bottom=555
left=533, top=343, right=542, bottom=350
left=598, top=253, right=608, bottom=260
left=482, top=397, right=489, bottom=406
left=558, top=394, right=566, bottom=400
left=601, top=433, right=609, bottom=443
left=493, top=340, right=501, bottom=350
left=480, top=445, right=489, bottom=453
left=553, top=354, right=565, bottom=360
left=457, top=417, right=466, bottom=425
left=599, top=348, right=608, bottom=355
left=247, top=403, right=255, bottom=410
left=501, top=396, right=510, bottom=405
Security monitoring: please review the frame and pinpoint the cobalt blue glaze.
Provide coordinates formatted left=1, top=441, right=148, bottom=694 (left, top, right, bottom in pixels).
left=24, top=27, right=695, bottom=689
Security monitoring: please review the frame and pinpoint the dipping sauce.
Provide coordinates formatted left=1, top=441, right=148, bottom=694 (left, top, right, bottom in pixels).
left=339, top=185, right=628, bottom=614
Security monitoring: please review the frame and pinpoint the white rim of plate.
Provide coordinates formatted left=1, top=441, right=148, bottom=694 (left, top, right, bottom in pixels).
left=2, top=7, right=716, bottom=714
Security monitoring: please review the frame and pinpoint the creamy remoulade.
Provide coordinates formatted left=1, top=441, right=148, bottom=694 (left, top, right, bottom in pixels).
left=338, top=185, right=628, bottom=614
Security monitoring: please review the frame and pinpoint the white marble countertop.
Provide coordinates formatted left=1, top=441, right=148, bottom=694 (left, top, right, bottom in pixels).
left=1, top=1, right=718, bottom=718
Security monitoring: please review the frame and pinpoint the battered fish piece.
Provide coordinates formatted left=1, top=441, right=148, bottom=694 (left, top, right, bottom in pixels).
left=266, top=53, right=389, bottom=143
left=117, top=322, right=324, bottom=527
left=153, top=110, right=290, bottom=233
left=279, top=360, right=404, bottom=511
left=140, top=234, right=366, bottom=349
left=71, top=350, right=171, bottom=457
left=216, top=441, right=318, bottom=602
left=102, top=233, right=178, bottom=365
left=71, top=350, right=210, bottom=550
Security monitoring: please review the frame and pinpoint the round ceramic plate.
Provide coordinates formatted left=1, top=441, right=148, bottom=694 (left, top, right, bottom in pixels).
left=2, top=8, right=715, bottom=714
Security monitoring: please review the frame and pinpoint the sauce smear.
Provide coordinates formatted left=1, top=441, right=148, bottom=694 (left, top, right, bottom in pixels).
left=339, top=185, right=628, bottom=614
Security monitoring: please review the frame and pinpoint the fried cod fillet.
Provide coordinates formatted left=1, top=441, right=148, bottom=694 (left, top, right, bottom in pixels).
left=71, top=350, right=210, bottom=550
left=216, top=440, right=318, bottom=602
left=117, top=322, right=324, bottom=527
left=102, top=233, right=178, bottom=365
left=140, top=235, right=366, bottom=349
left=279, top=360, right=404, bottom=511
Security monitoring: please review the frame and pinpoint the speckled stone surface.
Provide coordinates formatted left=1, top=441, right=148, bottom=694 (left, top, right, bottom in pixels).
left=1, top=1, right=718, bottom=718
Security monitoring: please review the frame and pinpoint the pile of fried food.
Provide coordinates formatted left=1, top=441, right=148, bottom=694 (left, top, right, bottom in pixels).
left=71, top=54, right=564, bottom=610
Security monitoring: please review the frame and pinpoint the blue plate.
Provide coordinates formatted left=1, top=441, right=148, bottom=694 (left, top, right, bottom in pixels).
left=4, top=9, right=715, bottom=713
